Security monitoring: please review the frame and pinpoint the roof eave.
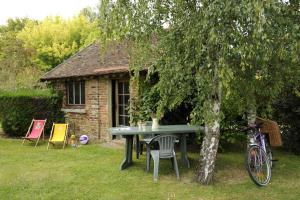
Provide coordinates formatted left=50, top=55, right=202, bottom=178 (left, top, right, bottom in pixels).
left=40, top=69, right=131, bottom=82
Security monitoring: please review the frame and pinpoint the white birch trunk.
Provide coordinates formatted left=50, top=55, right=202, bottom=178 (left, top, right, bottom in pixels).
left=196, top=97, right=221, bottom=184
left=247, top=106, right=257, bottom=125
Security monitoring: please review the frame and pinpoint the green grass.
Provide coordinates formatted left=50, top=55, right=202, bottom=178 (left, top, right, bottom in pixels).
left=0, top=139, right=300, bottom=200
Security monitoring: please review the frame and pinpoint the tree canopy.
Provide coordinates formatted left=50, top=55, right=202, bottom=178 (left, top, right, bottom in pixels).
left=98, top=0, right=300, bottom=184
left=0, top=18, right=40, bottom=91
left=17, top=15, right=100, bottom=70
left=0, top=8, right=100, bottom=91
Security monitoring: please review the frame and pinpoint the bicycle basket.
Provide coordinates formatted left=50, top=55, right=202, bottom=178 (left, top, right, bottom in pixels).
left=256, top=117, right=282, bottom=147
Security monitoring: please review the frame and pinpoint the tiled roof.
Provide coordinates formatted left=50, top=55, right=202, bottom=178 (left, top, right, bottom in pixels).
left=41, top=41, right=129, bottom=81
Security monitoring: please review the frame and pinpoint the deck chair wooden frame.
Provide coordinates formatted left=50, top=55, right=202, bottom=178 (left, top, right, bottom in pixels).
left=47, top=123, right=68, bottom=150
left=22, top=119, right=47, bottom=147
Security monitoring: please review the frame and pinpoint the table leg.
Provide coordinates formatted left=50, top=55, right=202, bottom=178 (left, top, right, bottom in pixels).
left=146, top=143, right=151, bottom=172
left=180, top=134, right=190, bottom=168
left=135, top=135, right=140, bottom=159
left=120, top=135, right=133, bottom=170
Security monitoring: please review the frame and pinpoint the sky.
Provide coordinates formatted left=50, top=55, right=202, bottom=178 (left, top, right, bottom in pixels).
left=0, top=0, right=99, bottom=25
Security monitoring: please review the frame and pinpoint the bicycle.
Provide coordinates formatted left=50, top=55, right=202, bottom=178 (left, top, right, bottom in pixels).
left=242, top=123, right=272, bottom=186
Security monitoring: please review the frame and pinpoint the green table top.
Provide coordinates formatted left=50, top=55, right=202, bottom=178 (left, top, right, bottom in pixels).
left=109, top=124, right=204, bottom=136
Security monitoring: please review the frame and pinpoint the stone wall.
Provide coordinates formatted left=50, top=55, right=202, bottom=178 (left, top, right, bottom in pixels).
left=53, top=77, right=111, bottom=142
left=52, top=75, right=133, bottom=142
left=98, top=78, right=112, bottom=141
left=82, top=78, right=100, bottom=140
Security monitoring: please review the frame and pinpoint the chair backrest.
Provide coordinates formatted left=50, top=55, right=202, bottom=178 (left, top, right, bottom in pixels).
left=51, top=124, right=68, bottom=141
left=151, top=135, right=178, bottom=158
left=28, top=120, right=46, bottom=138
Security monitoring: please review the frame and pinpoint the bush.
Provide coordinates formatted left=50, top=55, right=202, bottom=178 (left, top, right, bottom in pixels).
left=218, top=114, right=247, bottom=152
left=0, top=89, right=64, bottom=137
left=273, top=85, right=300, bottom=154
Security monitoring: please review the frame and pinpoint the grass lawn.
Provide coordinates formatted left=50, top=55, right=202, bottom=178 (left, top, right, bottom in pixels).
left=0, top=139, right=299, bottom=200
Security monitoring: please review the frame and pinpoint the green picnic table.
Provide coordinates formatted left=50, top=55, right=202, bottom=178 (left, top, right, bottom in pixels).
left=109, top=125, right=203, bottom=170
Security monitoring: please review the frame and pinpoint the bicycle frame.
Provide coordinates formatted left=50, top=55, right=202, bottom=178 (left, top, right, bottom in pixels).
left=248, top=128, right=267, bottom=153
left=248, top=127, right=269, bottom=168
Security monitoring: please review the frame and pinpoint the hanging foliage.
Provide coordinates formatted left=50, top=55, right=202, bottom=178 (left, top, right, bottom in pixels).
left=98, top=0, right=300, bottom=184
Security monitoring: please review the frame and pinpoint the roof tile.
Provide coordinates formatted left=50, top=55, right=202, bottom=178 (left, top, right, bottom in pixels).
left=41, top=41, right=129, bottom=81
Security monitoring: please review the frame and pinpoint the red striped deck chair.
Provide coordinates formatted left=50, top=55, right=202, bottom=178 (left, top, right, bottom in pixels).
left=47, top=123, right=68, bottom=150
left=22, top=119, right=47, bottom=147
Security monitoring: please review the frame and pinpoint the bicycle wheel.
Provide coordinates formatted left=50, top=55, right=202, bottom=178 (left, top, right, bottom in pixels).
left=245, top=145, right=271, bottom=186
left=265, top=137, right=273, bottom=168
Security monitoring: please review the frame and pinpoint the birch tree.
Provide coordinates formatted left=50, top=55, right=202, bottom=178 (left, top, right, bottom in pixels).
left=98, top=0, right=300, bottom=184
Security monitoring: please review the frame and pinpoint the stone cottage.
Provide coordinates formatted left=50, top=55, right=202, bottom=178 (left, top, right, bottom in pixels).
left=41, top=42, right=132, bottom=141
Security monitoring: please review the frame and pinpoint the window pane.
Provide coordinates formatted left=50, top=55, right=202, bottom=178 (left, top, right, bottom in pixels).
left=119, top=105, right=125, bottom=115
left=124, top=95, right=129, bottom=105
left=119, top=116, right=124, bottom=126
left=80, top=82, right=85, bottom=104
left=118, top=95, right=129, bottom=105
left=118, top=95, right=123, bottom=105
left=118, top=83, right=123, bottom=94
left=124, top=116, right=129, bottom=126
left=75, top=82, right=80, bottom=104
left=124, top=82, right=129, bottom=94
left=124, top=105, right=129, bottom=115
left=68, top=83, right=74, bottom=104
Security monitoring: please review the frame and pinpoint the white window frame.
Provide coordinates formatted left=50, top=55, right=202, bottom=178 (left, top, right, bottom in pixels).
left=116, top=81, right=130, bottom=126
left=67, top=81, right=85, bottom=105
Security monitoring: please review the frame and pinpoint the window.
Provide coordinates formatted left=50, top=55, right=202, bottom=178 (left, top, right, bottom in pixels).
left=117, top=81, right=130, bottom=126
left=67, top=81, right=85, bottom=105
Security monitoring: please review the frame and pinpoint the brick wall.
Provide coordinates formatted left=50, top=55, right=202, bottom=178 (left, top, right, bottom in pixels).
left=84, top=78, right=100, bottom=140
left=98, top=78, right=112, bottom=141
left=53, top=76, right=133, bottom=142
left=54, top=77, right=111, bottom=142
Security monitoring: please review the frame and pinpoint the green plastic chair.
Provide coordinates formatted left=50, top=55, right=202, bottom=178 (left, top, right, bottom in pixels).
left=146, top=135, right=180, bottom=181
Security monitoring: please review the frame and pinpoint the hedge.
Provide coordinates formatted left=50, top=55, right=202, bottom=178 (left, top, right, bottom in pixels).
left=0, top=89, right=64, bottom=137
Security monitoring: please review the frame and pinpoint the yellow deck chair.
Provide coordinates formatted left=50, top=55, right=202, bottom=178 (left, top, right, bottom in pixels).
left=47, top=123, right=68, bottom=149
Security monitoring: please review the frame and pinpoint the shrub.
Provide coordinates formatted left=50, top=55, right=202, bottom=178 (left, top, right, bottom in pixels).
left=273, top=85, right=300, bottom=154
left=218, top=114, right=247, bottom=152
left=0, top=89, right=64, bottom=137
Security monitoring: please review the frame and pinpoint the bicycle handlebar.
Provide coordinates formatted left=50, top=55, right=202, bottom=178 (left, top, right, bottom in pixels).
left=239, top=122, right=264, bottom=133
